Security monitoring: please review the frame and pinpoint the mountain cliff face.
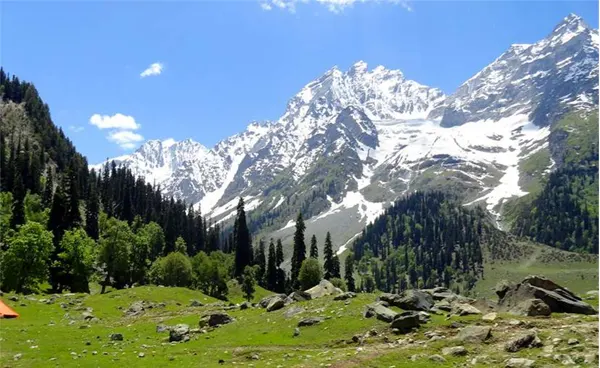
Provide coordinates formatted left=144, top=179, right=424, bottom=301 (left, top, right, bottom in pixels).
left=94, top=14, right=599, bottom=253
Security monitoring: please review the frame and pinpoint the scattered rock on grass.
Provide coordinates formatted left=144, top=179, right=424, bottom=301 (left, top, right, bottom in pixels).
left=429, top=354, right=446, bottom=363
left=482, top=312, right=497, bottom=321
left=441, top=346, right=467, bottom=356
left=190, top=300, right=203, bottom=307
left=505, top=331, right=537, bottom=352
left=364, top=302, right=397, bottom=322
left=452, top=303, right=482, bottom=316
left=510, top=298, right=551, bottom=317
left=390, top=311, right=420, bottom=333
left=199, top=311, right=233, bottom=328
left=169, top=324, right=190, bottom=342
left=334, top=292, right=356, bottom=301
left=266, top=297, right=285, bottom=312
left=505, top=357, right=535, bottom=368
left=298, top=317, right=324, bottom=327
left=456, top=326, right=492, bottom=343
left=567, top=338, right=579, bottom=345
left=109, top=333, right=123, bottom=341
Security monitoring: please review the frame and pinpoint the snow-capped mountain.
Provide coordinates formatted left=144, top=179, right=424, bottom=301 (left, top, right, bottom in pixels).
left=434, top=13, right=598, bottom=127
left=94, top=14, right=598, bottom=253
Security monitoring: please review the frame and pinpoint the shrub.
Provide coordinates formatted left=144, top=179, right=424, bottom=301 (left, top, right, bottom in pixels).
left=298, top=258, right=323, bottom=290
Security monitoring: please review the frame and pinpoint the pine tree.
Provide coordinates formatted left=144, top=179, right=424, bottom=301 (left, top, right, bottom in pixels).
left=266, top=239, right=277, bottom=291
left=331, top=254, right=341, bottom=279
left=47, top=186, right=69, bottom=292
left=275, top=238, right=286, bottom=293
left=65, top=160, right=81, bottom=228
left=234, top=197, right=252, bottom=277
left=42, top=167, right=53, bottom=208
left=0, top=130, right=6, bottom=191
left=309, top=234, right=318, bottom=259
left=10, top=170, right=25, bottom=228
left=254, top=239, right=266, bottom=286
left=323, top=231, right=335, bottom=279
left=241, top=266, right=256, bottom=302
left=291, top=212, right=306, bottom=288
left=344, top=252, right=356, bottom=292
left=85, top=180, right=100, bottom=240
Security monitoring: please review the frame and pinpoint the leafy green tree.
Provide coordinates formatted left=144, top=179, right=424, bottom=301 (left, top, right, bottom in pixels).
left=265, top=239, right=277, bottom=291
left=130, top=231, right=151, bottom=285
left=191, top=251, right=229, bottom=299
left=157, top=252, right=193, bottom=287
left=241, top=266, right=256, bottom=301
left=254, top=239, right=266, bottom=286
left=344, top=252, right=356, bottom=292
left=234, top=197, right=252, bottom=277
left=1, top=222, right=53, bottom=293
left=330, top=277, right=347, bottom=291
left=362, top=274, right=375, bottom=292
left=174, top=236, right=187, bottom=255
left=291, top=212, right=306, bottom=288
left=98, top=218, right=133, bottom=293
left=139, top=221, right=166, bottom=261
left=298, top=258, right=322, bottom=290
left=309, top=234, right=318, bottom=259
left=24, top=192, right=49, bottom=224
left=58, top=228, right=95, bottom=293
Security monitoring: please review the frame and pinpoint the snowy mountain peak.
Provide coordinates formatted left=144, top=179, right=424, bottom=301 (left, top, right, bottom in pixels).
left=437, top=13, right=599, bottom=128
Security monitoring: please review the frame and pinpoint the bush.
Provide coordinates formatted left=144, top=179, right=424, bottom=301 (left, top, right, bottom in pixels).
left=191, top=251, right=230, bottom=299
left=150, top=252, right=193, bottom=287
left=298, top=258, right=323, bottom=290
left=329, top=277, right=347, bottom=291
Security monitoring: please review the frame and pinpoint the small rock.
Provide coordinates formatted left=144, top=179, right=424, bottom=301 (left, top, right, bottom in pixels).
left=429, top=354, right=446, bottom=363
left=450, top=322, right=465, bottom=329
left=85, top=341, right=91, bottom=346
left=552, top=338, right=563, bottom=345
left=240, top=301, right=252, bottom=310
left=441, top=346, right=467, bottom=356
left=156, top=324, right=170, bottom=333
left=189, top=300, right=203, bottom=307
left=49, top=357, right=57, bottom=361
left=452, top=303, right=481, bottom=316
left=13, top=353, right=22, bottom=360
left=293, top=328, right=300, bottom=337
left=505, top=332, right=537, bottom=352
left=298, top=317, right=325, bottom=327
left=138, top=352, right=145, bottom=358
left=482, top=312, right=497, bottom=321
left=110, top=333, right=124, bottom=341
left=567, top=338, right=579, bottom=345
left=9, top=295, right=19, bottom=302
left=169, top=324, right=190, bottom=342
left=508, top=320, right=523, bottom=326
left=92, top=351, right=98, bottom=355
left=250, top=354, right=259, bottom=360
left=505, top=357, right=535, bottom=368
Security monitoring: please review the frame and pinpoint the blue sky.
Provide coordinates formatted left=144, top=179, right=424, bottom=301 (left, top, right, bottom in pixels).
left=1, top=1, right=598, bottom=163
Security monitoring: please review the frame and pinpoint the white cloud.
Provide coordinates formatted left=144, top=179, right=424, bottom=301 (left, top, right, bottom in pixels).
left=260, top=2, right=273, bottom=10
left=259, top=0, right=412, bottom=13
left=107, top=130, right=145, bottom=150
left=140, top=62, right=164, bottom=78
left=69, top=125, right=84, bottom=133
left=89, top=113, right=141, bottom=130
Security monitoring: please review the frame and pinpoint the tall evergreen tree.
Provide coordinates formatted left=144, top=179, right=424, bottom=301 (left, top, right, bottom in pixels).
left=266, top=239, right=277, bottom=291
left=291, top=212, right=306, bottom=288
left=344, top=252, right=355, bottom=292
left=65, top=160, right=81, bottom=228
left=47, top=186, right=69, bottom=292
left=234, top=197, right=252, bottom=277
left=309, top=234, right=318, bottom=259
left=323, top=231, right=335, bottom=279
left=42, top=167, right=53, bottom=208
left=275, top=238, right=286, bottom=293
left=10, top=170, right=25, bottom=229
left=85, top=180, right=100, bottom=240
left=254, top=239, right=266, bottom=286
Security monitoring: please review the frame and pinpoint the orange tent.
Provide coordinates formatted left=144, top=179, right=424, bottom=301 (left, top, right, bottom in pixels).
left=0, top=299, right=19, bottom=318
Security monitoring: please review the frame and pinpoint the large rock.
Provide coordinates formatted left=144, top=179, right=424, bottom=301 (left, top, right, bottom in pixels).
left=266, top=296, right=286, bottom=312
left=390, top=311, right=420, bottom=333
left=397, top=290, right=434, bottom=311
left=259, top=294, right=287, bottom=308
left=498, top=276, right=597, bottom=315
left=198, top=311, right=233, bottom=328
left=510, top=299, right=551, bottom=317
left=441, top=346, right=467, bottom=356
left=305, top=280, right=342, bottom=299
left=379, top=290, right=434, bottom=311
left=495, top=280, right=515, bottom=300
left=288, top=291, right=312, bottom=302
left=456, top=326, right=492, bottom=343
left=451, top=303, right=482, bottom=316
left=364, top=302, right=398, bottom=322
